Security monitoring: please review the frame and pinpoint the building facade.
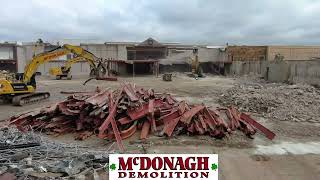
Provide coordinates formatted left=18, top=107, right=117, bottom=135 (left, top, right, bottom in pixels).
left=0, top=43, right=18, bottom=72
left=14, top=38, right=227, bottom=76
left=5, top=38, right=320, bottom=79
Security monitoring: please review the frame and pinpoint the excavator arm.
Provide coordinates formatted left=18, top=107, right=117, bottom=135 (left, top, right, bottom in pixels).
left=62, top=44, right=98, bottom=69
left=64, top=56, right=85, bottom=70
left=23, top=47, right=69, bottom=83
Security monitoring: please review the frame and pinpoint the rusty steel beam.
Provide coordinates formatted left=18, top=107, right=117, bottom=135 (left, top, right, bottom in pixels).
left=123, top=83, right=139, bottom=101
left=180, top=105, right=204, bottom=124
left=98, top=94, right=121, bottom=138
left=120, top=121, right=137, bottom=139
left=111, top=117, right=125, bottom=151
left=194, top=120, right=205, bottom=135
left=140, top=121, right=151, bottom=139
left=178, top=101, right=187, bottom=115
left=148, top=99, right=157, bottom=132
left=96, top=76, right=117, bottom=81
left=162, top=117, right=180, bottom=137
left=224, top=109, right=238, bottom=130
left=160, top=109, right=180, bottom=123
left=240, top=113, right=276, bottom=140
left=86, top=90, right=109, bottom=106
left=118, top=117, right=133, bottom=125
left=198, top=114, right=208, bottom=131
left=127, top=103, right=149, bottom=120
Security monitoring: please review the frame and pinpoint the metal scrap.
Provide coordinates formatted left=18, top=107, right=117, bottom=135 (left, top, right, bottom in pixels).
left=9, top=83, right=276, bottom=152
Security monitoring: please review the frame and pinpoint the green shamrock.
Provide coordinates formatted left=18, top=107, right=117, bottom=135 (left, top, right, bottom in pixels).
left=110, top=163, right=117, bottom=171
left=211, top=163, right=218, bottom=171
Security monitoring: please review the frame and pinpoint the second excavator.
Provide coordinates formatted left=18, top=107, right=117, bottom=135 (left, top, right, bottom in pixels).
left=49, top=51, right=103, bottom=80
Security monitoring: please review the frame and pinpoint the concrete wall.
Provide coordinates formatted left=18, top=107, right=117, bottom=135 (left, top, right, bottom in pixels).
left=0, top=46, right=14, bottom=60
left=289, top=61, right=320, bottom=85
left=267, top=46, right=320, bottom=61
left=265, top=60, right=320, bottom=85
left=228, top=59, right=320, bottom=86
left=228, top=61, right=266, bottom=76
left=16, top=46, right=26, bottom=73
left=265, top=61, right=290, bottom=82
left=161, top=48, right=193, bottom=65
left=161, top=47, right=226, bottom=65
left=198, top=47, right=226, bottom=62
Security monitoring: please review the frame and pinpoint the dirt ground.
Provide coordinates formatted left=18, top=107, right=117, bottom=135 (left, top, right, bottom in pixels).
left=1, top=74, right=320, bottom=180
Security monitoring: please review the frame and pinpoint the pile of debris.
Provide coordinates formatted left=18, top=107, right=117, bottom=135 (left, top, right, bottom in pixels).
left=9, top=83, right=275, bottom=151
left=0, top=70, right=15, bottom=81
left=0, top=127, right=109, bottom=179
left=219, top=83, right=320, bottom=123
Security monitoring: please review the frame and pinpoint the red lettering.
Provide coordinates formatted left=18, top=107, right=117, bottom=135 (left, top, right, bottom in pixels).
left=175, top=172, right=182, bottom=178
left=129, top=172, right=135, bottom=178
left=185, top=157, right=196, bottom=170
left=137, top=172, right=148, bottom=178
left=163, top=157, right=175, bottom=170
left=150, top=172, right=158, bottom=178
left=174, top=157, right=186, bottom=170
left=197, top=157, right=209, bottom=170
left=190, top=172, right=198, bottom=178
left=119, top=157, right=133, bottom=170
left=160, top=172, right=168, bottom=178
left=140, top=157, right=151, bottom=170
left=133, top=157, right=139, bottom=166
left=118, top=172, right=127, bottom=178
left=200, top=172, right=209, bottom=178
left=152, top=157, right=163, bottom=170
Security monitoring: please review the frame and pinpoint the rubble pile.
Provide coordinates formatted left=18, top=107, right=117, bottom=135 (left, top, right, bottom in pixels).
left=0, top=127, right=109, bottom=179
left=0, top=70, right=15, bottom=81
left=219, top=83, right=320, bottom=123
left=10, top=83, right=275, bottom=151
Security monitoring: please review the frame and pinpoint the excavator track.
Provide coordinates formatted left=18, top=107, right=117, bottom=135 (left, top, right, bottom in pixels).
left=12, top=92, right=50, bottom=106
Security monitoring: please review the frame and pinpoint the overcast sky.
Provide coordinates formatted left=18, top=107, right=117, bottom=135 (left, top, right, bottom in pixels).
left=0, top=0, right=319, bottom=45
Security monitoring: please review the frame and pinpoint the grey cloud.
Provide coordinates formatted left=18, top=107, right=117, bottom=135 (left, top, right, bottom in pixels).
left=0, top=0, right=319, bottom=45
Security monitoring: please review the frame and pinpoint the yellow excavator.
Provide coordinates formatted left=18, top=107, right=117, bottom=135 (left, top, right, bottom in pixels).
left=0, top=44, right=105, bottom=106
left=49, top=56, right=85, bottom=80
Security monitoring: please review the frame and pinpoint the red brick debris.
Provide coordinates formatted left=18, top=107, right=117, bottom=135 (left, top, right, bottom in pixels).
left=9, top=83, right=275, bottom=152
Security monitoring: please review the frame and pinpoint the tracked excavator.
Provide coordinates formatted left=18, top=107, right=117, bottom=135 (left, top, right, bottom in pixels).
left=48, top=48, right=105, bottom=80
left=0, top=44, right=106, bottom=106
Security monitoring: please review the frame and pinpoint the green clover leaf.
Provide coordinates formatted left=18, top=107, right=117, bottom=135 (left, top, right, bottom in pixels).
left=110, top=163, right=117, bottom=171
left=211, top=163, right=218, bottom=171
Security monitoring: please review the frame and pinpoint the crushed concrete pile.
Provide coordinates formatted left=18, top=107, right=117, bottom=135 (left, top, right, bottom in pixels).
left=219, top=83, right=320, bottom=123
left=9, top=83, right=275, bottom=152
left=0, top=70, right=15, bottom=81
left=0, top=127, right=109, bottom=179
